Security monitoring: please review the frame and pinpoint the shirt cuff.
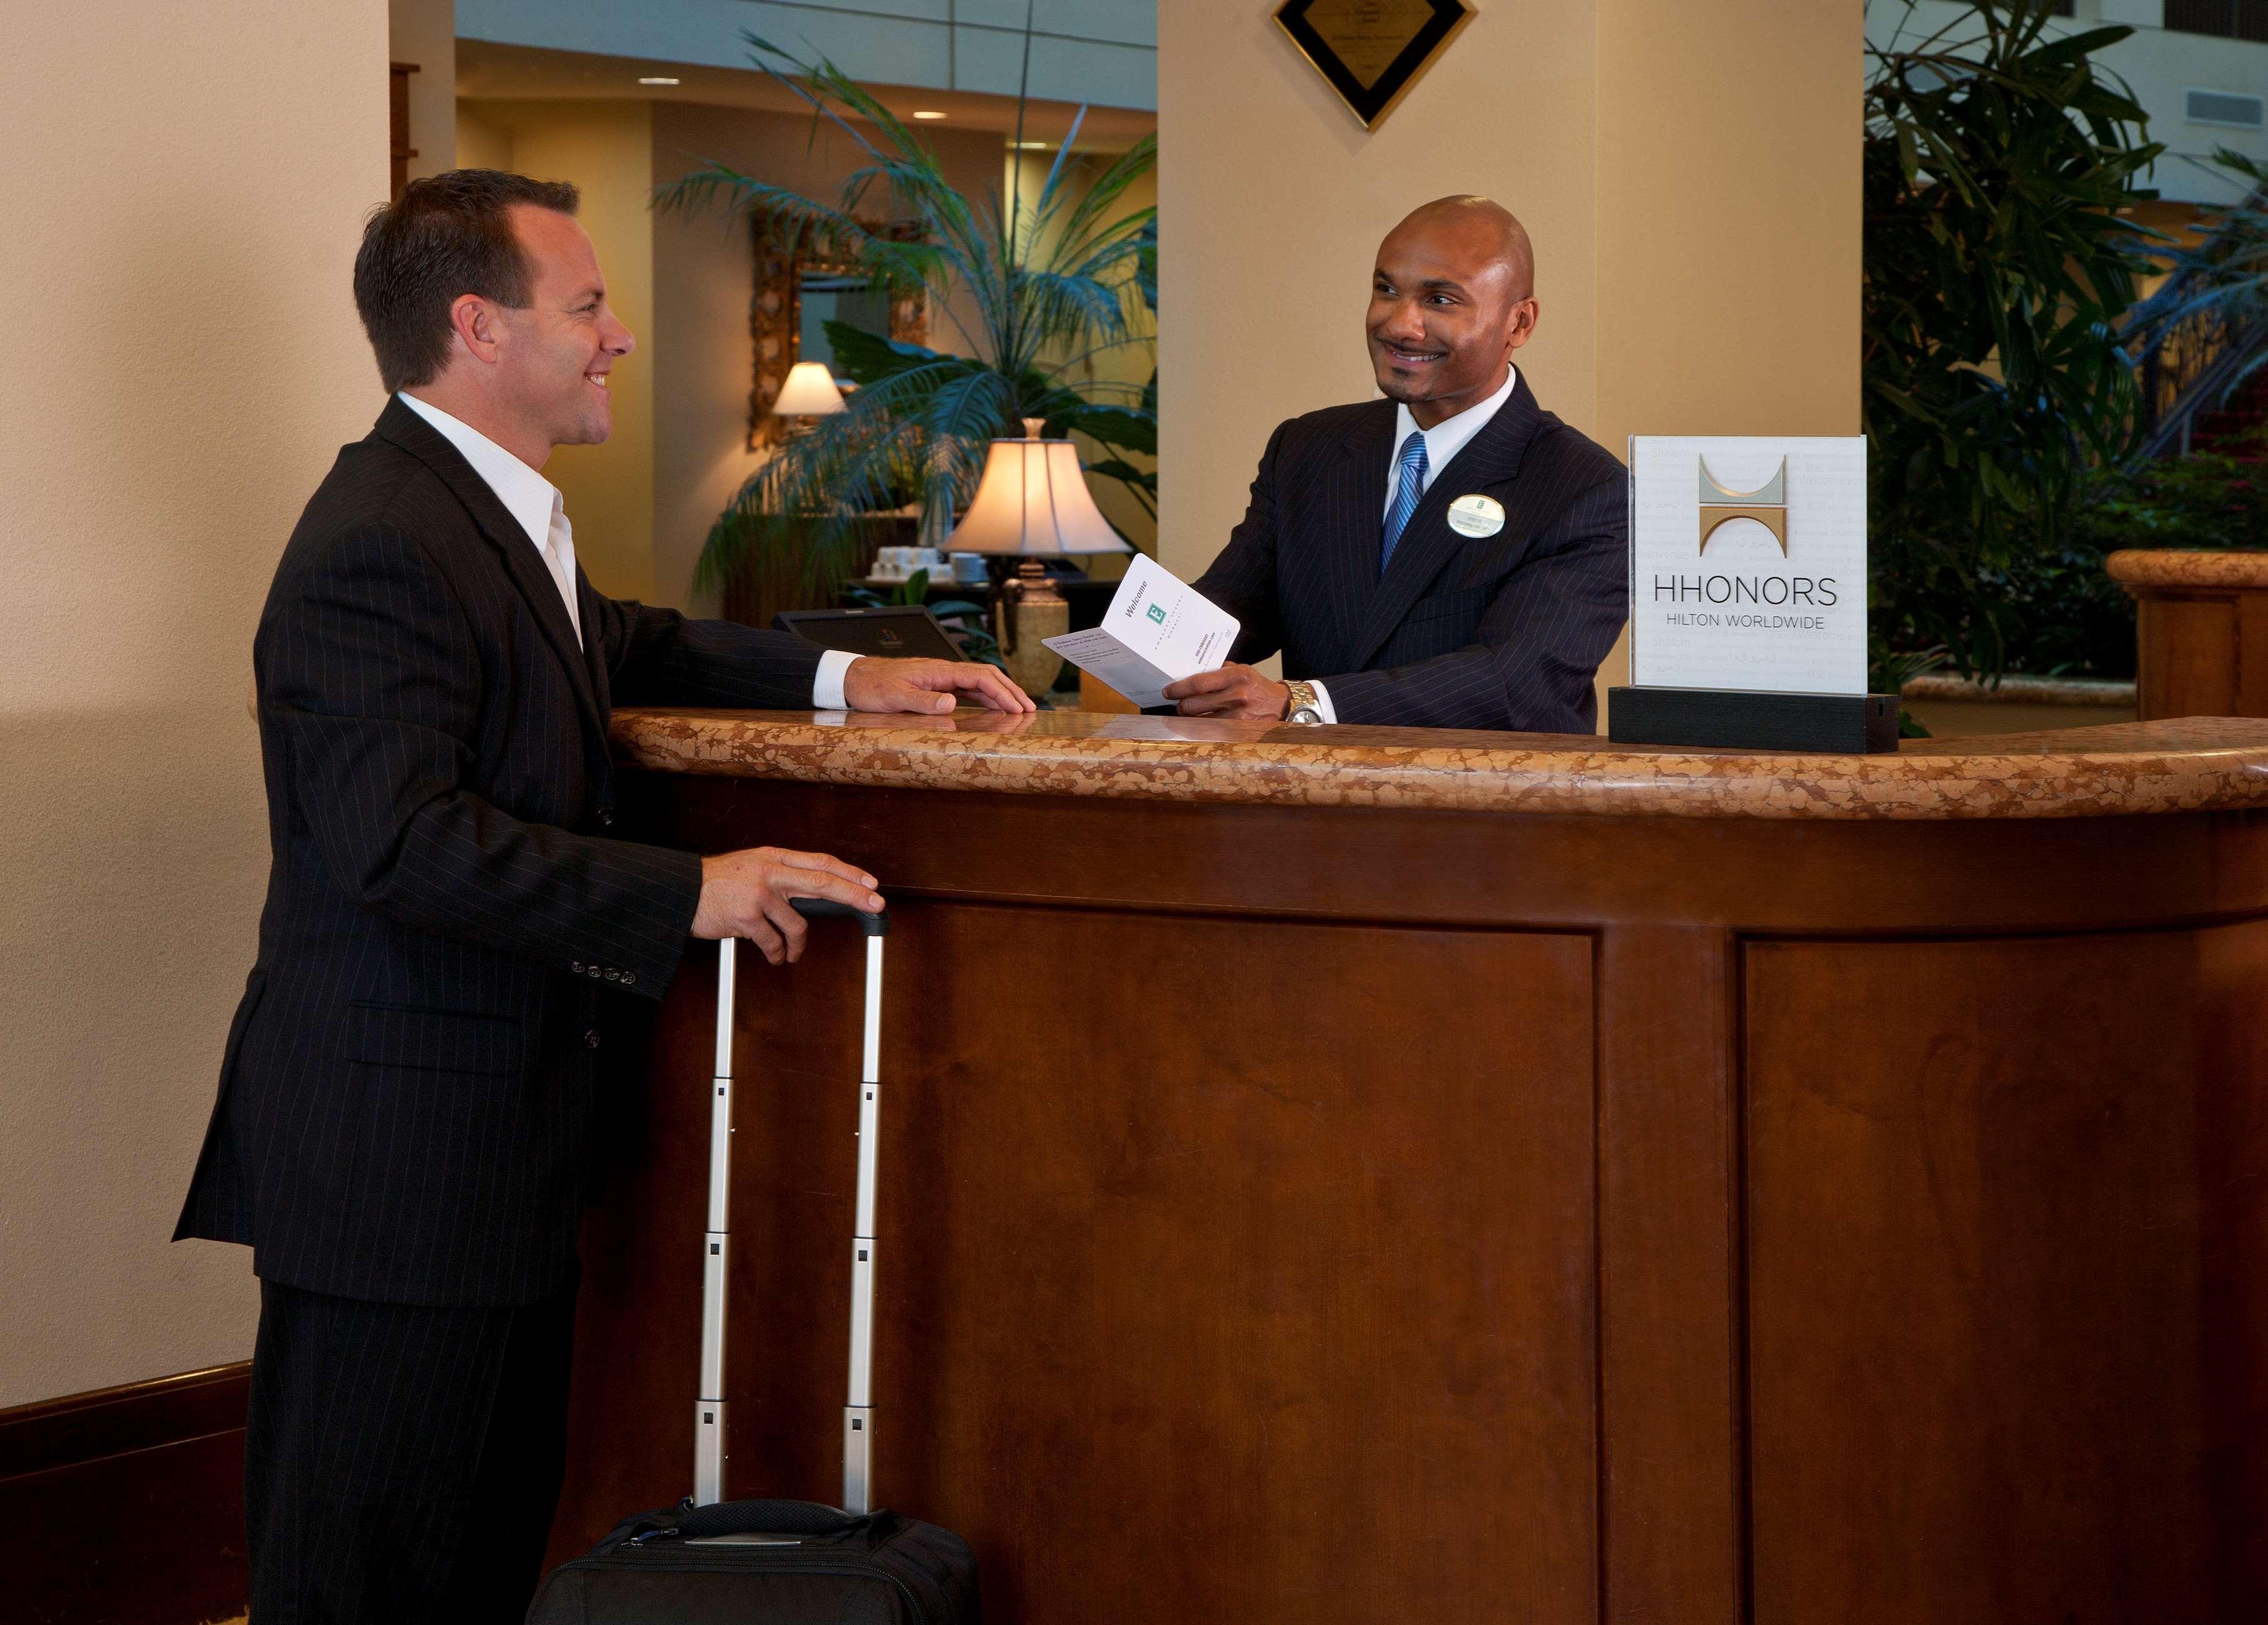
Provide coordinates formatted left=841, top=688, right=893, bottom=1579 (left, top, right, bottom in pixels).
left=1306, top=679, right=1340, bottom=725
left=813, top=648, right=858, bottom=711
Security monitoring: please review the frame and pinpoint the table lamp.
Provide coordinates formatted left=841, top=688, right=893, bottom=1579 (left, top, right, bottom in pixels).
left=772, top=359, right=847, bottom=425
left=946, top=418, right=1131, bottom=698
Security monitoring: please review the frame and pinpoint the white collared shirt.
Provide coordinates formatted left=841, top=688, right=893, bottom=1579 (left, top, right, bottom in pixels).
left=1381, top=362, right=1519, bottom=519
left=1300, top=364, right=1519, bottom=725
left=397, top=392, right=853, bottom=706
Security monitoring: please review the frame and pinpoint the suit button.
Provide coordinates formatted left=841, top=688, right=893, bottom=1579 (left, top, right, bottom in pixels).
left=621, top=971, right=637, bottom=987
left=585, top=1029, right=601, bottom=1049
left=605, top=968, right=622, bottom=982
left=571, top=961, right=585, bottom=974
left=588, top=965, right=603, bottom=978
left=597, top=808, right=616, bottom=828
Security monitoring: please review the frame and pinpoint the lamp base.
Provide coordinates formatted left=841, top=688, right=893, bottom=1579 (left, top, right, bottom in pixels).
left=1000, top=560, right=1071, bottom=699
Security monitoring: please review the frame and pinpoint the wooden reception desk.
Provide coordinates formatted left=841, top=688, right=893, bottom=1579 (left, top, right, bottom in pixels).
left=553, top=709, right=2268, bottom=1623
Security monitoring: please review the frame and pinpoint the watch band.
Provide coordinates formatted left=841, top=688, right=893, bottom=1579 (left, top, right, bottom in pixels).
left=1285, top=679, right=1323, bottom=724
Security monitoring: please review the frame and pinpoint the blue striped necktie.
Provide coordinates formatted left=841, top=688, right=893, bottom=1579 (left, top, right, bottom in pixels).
left=1381, top=429, right=1428, bottom=574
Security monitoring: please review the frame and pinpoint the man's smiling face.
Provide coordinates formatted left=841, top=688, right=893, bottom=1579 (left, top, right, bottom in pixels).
left=493, top=203, right=633, bottom=450
left=1365, top=200, right=1538, bottom=429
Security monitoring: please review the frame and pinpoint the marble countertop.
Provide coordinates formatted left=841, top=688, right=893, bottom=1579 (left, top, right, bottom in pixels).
left=2107, top=549, right=2268, bottom=589
left=610, top=708, right=2268, bottom=821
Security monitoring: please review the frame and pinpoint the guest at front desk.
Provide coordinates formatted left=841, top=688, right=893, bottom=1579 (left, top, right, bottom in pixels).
left=1164, top=195, right=1628, bottom=732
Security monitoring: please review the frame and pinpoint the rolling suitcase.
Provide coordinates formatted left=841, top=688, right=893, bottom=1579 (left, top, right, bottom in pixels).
left=527, top=899, right=981, bottom=1623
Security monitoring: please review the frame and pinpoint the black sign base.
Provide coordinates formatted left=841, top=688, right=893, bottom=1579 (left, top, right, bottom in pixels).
left=1607, top=687, right=1900, bottom=754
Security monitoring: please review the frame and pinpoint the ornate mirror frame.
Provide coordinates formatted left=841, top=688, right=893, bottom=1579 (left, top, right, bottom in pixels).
left=748, top=214, right=930, bottom=451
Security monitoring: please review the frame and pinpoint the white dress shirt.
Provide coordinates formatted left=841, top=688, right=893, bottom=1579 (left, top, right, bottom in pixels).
left=1301, top=364, right=1520, bottom=724
left=1379, top=363, right=1519, bottom=520
left=397, top=391, right=855, bottom=707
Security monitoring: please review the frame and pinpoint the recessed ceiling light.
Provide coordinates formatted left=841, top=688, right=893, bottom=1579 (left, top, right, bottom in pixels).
left=638, top=76, right=681, bottom=86
left=1013, top=140, right=1051, bottom=150
left=912, top=110, right=947, bottom=121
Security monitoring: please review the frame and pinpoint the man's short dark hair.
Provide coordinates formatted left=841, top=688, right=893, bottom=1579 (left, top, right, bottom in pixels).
left=353, top=169, right=581, bottom=394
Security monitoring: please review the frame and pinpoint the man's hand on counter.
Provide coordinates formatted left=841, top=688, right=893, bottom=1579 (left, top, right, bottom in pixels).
left=845, top=656, right=1035, bottom=715
left=692, top=846, right=885, bottom=965
left=1163, top=664, right=1290, bottom=720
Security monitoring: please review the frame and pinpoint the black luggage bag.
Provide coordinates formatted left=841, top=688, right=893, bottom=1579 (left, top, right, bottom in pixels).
left=528, top=901, right=980, bottom=1623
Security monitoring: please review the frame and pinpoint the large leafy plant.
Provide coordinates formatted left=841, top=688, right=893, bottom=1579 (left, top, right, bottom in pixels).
left=655, top=34, right=1157, bottom=601
left=1864, top=0, right=2164, bottom=679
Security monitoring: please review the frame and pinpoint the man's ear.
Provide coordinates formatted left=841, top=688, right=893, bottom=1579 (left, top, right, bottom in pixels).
left=1504, top=296, right=1541, bottom=355
left=448, top=293, right=503, bottom=367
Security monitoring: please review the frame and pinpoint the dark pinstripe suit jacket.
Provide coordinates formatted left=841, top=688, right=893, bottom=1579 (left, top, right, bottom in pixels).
left=1191, top=374, right=1628, bottom=732
left=175, top=396, right=824, bottom=1307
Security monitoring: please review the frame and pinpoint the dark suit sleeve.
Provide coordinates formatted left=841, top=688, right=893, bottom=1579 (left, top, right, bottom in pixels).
left=1191, top=420, right=1292, bottom=664
left=264, top=523, right=703, bottom=998
left=1320, top=472, right=1628, bottom=732
left=590, top=592, right=826, bottom=708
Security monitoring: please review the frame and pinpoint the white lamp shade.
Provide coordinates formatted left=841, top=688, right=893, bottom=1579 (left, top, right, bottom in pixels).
left=773, top=360, right=847, bottom=416
left=946, top=419, right=1131, bottom=556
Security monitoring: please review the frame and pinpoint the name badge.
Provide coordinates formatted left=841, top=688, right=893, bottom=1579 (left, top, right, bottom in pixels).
left=1446, top=494, right=1505, bottom=538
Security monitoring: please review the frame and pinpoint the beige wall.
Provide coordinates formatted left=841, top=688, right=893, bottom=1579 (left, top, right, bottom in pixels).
left=456, top=101, right=514, bottom=171
left=0, top=3, right=388, bottom=1408
left=1591, top=0, right=1863, bottom=700
left=1156, top=0, right=1860, bottom=722
left=389, top=0, right=457, bottom=183
left=463, top=100, right=660, bottom=601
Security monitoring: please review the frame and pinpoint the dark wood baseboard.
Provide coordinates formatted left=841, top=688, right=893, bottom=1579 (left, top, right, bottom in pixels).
left=2, top=1363, right=250, bottom=1625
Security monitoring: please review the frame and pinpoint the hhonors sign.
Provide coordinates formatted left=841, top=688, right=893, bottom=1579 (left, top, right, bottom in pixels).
left=1627, top=436, right=1867, bottom=695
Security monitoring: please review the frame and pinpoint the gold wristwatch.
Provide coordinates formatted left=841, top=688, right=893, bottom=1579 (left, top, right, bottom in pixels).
left=1284, top=679, right=1324, bottom=725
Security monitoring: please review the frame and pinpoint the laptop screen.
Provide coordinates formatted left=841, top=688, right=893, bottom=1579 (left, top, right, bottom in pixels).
left=773, top=606, right=970, bottom=663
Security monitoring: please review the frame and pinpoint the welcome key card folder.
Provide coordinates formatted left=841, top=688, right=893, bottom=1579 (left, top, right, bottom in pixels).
left=1041, top=554, right=1240, bottom=709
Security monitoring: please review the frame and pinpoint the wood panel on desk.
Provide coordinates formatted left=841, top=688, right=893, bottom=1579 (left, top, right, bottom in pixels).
left=627, top=775, right=2268, bottom=941
left=1743, top=924, right=2268, bottom=1622
left=2130, top=586, right=2268, bottom=719
left=555, top=902, right=1601, bottom=1622
left=574, top=761, right=2268, bottom=1620
left=1596, top=928, right=1744, bottom=1623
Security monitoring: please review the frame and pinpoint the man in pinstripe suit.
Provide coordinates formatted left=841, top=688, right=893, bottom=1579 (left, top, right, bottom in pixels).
left=173, top=171, right=1028, bottom=1622
left=1166, top=196, right=1628, bottom=733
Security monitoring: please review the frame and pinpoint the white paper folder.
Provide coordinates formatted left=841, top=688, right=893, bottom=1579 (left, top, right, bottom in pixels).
left=1041, top=554, right=1240, bottom=709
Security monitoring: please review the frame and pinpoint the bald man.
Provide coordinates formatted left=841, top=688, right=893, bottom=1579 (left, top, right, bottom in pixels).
left=1165, top=197, right=1627, bottom=732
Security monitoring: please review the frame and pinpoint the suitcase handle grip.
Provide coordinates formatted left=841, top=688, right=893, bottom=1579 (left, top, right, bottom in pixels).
left=791, top=896, right=890, bottom=937
left=665, top=1498, right=888, bottom=1542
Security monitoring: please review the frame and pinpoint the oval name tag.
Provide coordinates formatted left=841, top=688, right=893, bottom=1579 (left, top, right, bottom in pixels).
left=1446, top=494, right=1505, bottom=538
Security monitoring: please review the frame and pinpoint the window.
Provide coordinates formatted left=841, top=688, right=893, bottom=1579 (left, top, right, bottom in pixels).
left=2166, top=0, right=2268, bottom=42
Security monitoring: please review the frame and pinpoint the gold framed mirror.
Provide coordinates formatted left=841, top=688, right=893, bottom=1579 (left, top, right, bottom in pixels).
left=748, top=214, right=930, bottom=451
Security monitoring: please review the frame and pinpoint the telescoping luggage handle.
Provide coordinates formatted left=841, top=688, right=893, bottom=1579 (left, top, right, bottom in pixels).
left=696, top=897, right=890, bottom=1515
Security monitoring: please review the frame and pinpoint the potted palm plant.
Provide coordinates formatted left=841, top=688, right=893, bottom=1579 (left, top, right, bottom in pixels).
left=654, top=33, right=1157, bottom=616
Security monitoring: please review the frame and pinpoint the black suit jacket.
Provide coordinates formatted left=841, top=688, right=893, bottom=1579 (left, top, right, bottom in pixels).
left=1191, top=373, right=1628, bottom=732
left=175, top=397, right=825, bottom=1307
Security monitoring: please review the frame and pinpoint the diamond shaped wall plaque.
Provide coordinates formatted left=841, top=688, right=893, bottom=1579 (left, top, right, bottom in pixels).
left=1275, top=0, right=1477, bottom=132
